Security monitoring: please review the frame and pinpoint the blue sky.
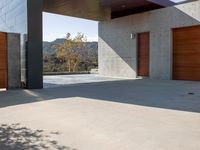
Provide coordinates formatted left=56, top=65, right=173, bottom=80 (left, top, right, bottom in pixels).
left=43, top=12, right=98, bottom=42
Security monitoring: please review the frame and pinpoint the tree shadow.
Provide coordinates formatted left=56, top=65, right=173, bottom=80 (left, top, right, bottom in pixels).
left=0, top=123, right=76, bottom=150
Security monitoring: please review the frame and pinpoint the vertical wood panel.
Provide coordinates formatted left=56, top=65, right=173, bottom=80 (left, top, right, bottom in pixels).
left=137, top=32, right=150, bottom=76
left=173, top=26, right=200, bottom=81
left=0, top=32, right=7, bottom=88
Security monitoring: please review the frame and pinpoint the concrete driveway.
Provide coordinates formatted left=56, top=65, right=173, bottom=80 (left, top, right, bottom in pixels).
left=0, top=79, right=200, bottom=150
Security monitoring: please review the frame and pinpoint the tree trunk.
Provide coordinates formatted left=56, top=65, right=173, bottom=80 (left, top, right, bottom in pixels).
left=73, top=62, right=78, bottom=72
left=68, top=60, right=71, bottom=72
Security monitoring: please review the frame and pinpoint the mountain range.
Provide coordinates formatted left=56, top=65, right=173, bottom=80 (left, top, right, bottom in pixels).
left=43, top=38, right=98, bottom=56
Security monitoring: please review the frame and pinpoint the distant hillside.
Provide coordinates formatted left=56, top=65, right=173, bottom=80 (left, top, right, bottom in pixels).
left=43, top=38, right=98, bottom=56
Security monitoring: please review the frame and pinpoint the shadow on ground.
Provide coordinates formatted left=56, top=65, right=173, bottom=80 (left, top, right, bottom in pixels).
left=0, top=123, right=75, bottom=150
left=0, top=79, right=200, bottom=113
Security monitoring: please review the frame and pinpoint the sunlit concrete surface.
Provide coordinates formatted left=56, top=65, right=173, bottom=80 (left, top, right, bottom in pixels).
left=0, top=79, right=200, bottom=150
left=43, top=74, right=127, bottom=88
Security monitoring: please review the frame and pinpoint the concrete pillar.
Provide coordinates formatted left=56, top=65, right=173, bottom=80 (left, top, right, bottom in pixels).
left=26, top=0, right=43, bottom=89
left=7, top=33, right=21, bottom=89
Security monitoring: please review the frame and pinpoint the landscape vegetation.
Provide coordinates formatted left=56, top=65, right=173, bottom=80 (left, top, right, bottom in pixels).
left=43, top=33, right=98, bottom=73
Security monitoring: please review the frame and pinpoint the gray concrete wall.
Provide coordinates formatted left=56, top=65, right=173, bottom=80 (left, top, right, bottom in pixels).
left=7, top=33, right=21, bottom=89
left=0, top=0, right=28, bottom=83
left=99, top=0, right=200, bottom=79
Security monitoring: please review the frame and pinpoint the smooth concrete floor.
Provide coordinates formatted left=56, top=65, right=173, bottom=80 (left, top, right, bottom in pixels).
left=43, top=74, right=125, bottom=88
left=0, top=79, right=200, bottom=150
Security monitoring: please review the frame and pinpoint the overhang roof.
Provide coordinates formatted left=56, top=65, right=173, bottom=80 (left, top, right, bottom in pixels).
left=43, top=0, right=196, bottom=21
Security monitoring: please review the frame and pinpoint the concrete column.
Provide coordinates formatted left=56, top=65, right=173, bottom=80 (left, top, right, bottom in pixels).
left=26, top=0, right=43, bottom=89
left=7, top=33, right=21, bottom=89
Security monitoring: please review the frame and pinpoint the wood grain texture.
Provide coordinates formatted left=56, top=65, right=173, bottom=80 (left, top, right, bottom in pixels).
left=137, top=32, right=150, bottom=77
left=0, top=32, right=7, bottom=88
left=173, top=25, right=200, bottom=81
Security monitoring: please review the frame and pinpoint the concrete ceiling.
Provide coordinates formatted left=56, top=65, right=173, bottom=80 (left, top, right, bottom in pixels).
left=43, top=0, right=111, bottom=21
left=43, top=0, right=196, bottom=21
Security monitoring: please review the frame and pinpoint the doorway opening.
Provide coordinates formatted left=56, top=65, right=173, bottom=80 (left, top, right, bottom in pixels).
left=43, top=13, right=115, bottom=88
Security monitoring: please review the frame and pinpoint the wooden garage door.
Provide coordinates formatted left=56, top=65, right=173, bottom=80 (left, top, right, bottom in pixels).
left=173, top=26, right=200, bottom=81
left=137, top=32, right=150, bottom=76
left=0, top=32, right=7, bottom=88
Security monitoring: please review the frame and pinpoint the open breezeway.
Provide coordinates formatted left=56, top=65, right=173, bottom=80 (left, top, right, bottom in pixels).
left=0, top=79, right=200, bottom=150
left=43, top=74, right=126, bottom=88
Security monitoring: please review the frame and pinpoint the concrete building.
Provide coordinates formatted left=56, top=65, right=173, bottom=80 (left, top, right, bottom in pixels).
left=0, top=0, right=199, bottom=89
left=0, top=0, right=42, bottom=89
